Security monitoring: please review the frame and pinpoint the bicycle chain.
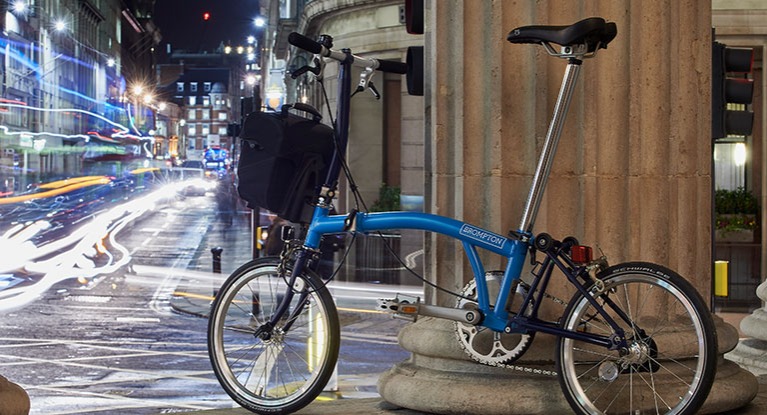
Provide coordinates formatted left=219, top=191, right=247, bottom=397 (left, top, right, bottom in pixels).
left=454, top=289, right=569, bottom=378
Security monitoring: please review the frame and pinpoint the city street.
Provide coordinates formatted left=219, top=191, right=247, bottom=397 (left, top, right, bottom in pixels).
left=0, top=188, right=415, bottom=414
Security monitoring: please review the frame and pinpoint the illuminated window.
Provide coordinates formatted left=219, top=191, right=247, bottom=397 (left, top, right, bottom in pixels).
left=714, top=142, right=747, bottom=190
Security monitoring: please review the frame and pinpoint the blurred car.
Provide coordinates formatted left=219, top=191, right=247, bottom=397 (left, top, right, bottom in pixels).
left=181, top=160, right=205, bottom=170
left=176, top=162, right=211, bottom=196
left=204, top=159, right=229, bottom=180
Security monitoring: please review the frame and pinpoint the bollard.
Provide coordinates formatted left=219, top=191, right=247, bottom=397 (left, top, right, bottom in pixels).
left=211, top=247, right=223, bottom=274
left=212, top=247, right=223, bottom=298
left=714, top=260, right=729, bottom=297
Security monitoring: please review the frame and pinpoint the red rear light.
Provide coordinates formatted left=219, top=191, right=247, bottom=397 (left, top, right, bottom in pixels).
left=571, top=245, right=593, bottom=264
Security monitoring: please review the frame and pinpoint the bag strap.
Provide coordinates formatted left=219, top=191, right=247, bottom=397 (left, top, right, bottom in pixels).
left=281, top=103, right=323, bottom=122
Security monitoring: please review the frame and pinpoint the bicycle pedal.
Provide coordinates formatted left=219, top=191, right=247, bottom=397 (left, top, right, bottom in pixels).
left=377, top=295, right=421, bottom=321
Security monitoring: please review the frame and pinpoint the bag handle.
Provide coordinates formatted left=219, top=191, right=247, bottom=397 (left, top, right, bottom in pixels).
left=282, top=103, right=323, bottom=122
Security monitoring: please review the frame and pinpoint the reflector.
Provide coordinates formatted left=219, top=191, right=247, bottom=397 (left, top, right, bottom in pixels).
left=571, top=245, right=593, bottom=264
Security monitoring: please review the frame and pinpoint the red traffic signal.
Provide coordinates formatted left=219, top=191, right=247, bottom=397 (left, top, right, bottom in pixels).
left=203, top=12, right=211, bottom=21
left=405, top=0, right=424, bottom=35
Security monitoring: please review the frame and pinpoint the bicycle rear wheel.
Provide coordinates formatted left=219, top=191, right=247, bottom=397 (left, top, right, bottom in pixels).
left=556, top=262, right=717, bottom=415
left=208, top=258, right=340, bottom=414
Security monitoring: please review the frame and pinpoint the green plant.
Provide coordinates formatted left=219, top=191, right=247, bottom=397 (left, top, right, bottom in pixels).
left=715, top=187, right=759, bottom=231
left=715, top=187, right=758, bottom=215
left=369, top=183, right=400, bottom=212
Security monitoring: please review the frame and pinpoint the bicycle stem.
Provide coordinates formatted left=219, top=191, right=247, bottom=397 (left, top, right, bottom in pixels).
left=518, top=59, right=582, bottom=233
left=322, top=50, right=353, bottom=194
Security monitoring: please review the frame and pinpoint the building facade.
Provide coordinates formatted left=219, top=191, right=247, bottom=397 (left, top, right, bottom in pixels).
left=0, top=0, right=162, bottom=190
left=259, top=0, right=425, bottom=282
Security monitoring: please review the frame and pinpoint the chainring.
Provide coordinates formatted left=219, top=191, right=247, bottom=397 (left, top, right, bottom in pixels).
left=454, top=280, right=534, bottom=365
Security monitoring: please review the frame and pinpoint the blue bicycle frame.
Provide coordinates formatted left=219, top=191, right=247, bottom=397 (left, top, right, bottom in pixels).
left=306, top=208, right=528, bottom=333
left=273, top=45, right=623, bottom=351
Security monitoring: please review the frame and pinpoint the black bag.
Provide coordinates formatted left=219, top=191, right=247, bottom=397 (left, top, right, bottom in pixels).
left=237, top=103, right=335, bottom=223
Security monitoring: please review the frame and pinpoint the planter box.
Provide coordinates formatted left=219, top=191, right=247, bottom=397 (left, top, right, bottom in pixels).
left=715, top=228, right=755, bottom=243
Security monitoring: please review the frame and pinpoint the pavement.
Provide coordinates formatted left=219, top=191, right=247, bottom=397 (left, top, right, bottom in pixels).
left=161, top=211, right=767, bottom=415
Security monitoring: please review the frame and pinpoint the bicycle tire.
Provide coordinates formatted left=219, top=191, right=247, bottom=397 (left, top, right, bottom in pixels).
left=556, top=262, right=717, bottom=415
left=208, top=257, right=340, bottom=414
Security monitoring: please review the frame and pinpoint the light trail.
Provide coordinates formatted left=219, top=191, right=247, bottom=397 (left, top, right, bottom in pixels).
left=0, top=176, right=112, bottom=205
left=0, top=102, right=135, bottom=139
left=0, top=177, right=210, bottom=312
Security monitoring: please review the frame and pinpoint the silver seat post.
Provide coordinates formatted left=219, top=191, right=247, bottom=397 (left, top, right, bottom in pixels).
left=518, top=60, right=582, bottom=233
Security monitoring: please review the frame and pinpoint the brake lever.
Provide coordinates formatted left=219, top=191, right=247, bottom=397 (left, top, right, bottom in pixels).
left=291, top=66, right=311, bottom=79
left=368, top=81, right=380, bottom=99
left=351, top=85, right=365, bottom=98
left=351, top=67, right=381, bottom=100
left=291, top=57, right=324, bottom=80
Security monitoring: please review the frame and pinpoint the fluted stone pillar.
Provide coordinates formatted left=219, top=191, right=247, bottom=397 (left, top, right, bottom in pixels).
left=378, top=0, right=758, bottom=413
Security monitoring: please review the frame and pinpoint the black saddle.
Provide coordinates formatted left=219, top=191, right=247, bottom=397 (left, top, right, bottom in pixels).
left=507, top=17, right=617, bottom=52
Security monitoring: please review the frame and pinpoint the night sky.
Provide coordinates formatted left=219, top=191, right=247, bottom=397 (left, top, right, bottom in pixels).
left=153, top=0, right=260, bottom=54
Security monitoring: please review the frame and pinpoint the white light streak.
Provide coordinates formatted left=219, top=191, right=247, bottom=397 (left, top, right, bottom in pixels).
left=0, top=179, right=201, bottom=312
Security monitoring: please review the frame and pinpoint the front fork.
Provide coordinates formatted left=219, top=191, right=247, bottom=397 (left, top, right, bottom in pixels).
left=265, top=241, right=318, bottom=332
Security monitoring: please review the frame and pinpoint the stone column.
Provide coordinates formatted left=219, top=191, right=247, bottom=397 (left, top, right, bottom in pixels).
left=0, top=375, right=29, bottom=415
left=378, top=0, right=758, bottom=413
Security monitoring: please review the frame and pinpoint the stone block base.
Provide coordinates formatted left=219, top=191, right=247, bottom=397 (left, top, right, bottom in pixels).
left=379, top=317, right=758, bottom=415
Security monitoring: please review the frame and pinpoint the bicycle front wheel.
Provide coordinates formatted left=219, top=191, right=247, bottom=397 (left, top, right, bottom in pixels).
left=557, top=262, right=717, bottom=415
left=208, top=258, right=340, bottom=414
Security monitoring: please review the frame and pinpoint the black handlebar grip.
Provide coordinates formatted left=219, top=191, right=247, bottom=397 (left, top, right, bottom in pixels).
left=376, top=59, right=408, bottom=74
left=288, top=32, right=322, bottom=54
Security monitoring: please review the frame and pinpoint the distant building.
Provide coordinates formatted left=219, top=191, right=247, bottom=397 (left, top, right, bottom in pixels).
left=156, top=51, right=246, bottom=162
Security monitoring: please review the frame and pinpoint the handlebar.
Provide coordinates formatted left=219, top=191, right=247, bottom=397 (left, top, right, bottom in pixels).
left=288, top=32, right=408, bottom=74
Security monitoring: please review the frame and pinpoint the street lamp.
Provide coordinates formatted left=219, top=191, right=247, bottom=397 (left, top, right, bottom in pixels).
left=12, top=1, right=27, bottom=14
left=253, top=16, right=266, bottom=28
left=178, top=119, right=187, bottom=160
left=53, top=19, right=67, bottom=32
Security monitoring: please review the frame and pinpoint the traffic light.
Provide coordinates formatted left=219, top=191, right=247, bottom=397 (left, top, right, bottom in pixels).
left=227, top=123, right=240, bottom=137
left=712, top=41, right=754, bottom=139
left=203, top=12, right=211, bottom=21
left=404, top=0, right=424, bottom=96
left=405, top=0, right=423, bottom=34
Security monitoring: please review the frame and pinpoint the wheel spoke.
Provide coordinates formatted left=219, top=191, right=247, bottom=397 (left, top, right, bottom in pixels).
left=208, top=260, right=339, bottom=413
left=557, top=264, right=715, bottom=415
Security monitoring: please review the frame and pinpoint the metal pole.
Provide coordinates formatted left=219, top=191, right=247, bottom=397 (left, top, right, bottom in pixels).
left=212, top=247, right=223, bottom=298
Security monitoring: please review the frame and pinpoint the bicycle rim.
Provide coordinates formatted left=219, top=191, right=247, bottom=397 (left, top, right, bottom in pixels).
left=208, top=260, right=340, bottom=414
left=557, top=265, right=716, bottom=415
